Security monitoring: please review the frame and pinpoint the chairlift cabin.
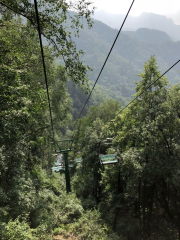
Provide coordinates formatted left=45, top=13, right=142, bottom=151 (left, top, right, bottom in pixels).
left=54, top=154, right=63, bottom=166
left=52, top=163, right=73, bottom=172
left=99, top=138, right=118, bottom=165
left=75, top=158, right=82, bottom=163
left=52, top=166, right=65, bottom=172
left=54, top=162, right=60, bottom=166
left=100, top=153, right=118, bottom=165
left=68, top=163, right=74, bottom=168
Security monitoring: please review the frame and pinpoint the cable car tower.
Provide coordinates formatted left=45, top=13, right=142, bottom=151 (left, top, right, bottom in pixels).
left=55, top=139, right=73, bottom=193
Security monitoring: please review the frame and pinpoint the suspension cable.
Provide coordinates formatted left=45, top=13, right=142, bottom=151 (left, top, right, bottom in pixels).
left=77, top=0, right=136, bottom=120
left=34, top=0, right=55, bottom=143
left=105, top=59, right=180, bottom=126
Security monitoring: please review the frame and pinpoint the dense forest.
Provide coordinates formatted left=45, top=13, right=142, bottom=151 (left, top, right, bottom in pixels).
left=67, top=18, right=180, bottom=118
left=0, top=1, right=180, bottom=240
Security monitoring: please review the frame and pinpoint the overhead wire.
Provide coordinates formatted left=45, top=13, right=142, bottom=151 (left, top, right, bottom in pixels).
left=1, top=0, right=94, bottom=144
left=2, top=0, right=179, bottom=145
left=104, top=59, right=180, bottom=127
left=74, top=59, right=180, bottom=140
left=34, top=0, right=55, bottom=143
left=0, top=2, right=73, bottom=124
left=93, top=59, right=180, bottom=151
left=31, top=1, right=180, bottom=170
left=77, top=0, right=136, bottom=120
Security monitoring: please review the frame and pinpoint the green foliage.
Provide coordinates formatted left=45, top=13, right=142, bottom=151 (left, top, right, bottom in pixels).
left=53, top=227, right=64, bottom=235
left=0, top=0, right=95, bottom=92
left=69, top=210, right=108, bottom=240
left=67, top=80, right=110, bottom=120
left=52, top=209, right=120, bottom=240
left=73, top=56, right=180, bottom=239
left=72, top=19, right=180, bottom=102
left=0, top=218, right=38, bottom=240
left=0, top=7, right=114, bottom=240
left=72, top=100, right=121, bottom=212
left=112, top=56, right=180, bottom=238
left=1, top=1, right=180, bottom=238
left=0, top=12, right=78, bottom=236
left=74, top=99, right=121, bottom=148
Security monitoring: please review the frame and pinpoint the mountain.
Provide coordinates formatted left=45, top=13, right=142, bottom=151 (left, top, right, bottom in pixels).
left=70, top=18, right=180, bottom=106
left=93, top=11, right=180, bottom=41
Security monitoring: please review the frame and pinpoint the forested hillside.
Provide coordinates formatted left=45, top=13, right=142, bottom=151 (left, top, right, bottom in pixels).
left=67, top=17, right=180, bottom=117
left=1, top=1, right=180, bottom=240
left=66, top=18, right=180, bottom=119
left=0, top=1, right=112, bottom=239
left=73, top=56, right=180, bottom=239
left=93, top=11, right=180, bottom=41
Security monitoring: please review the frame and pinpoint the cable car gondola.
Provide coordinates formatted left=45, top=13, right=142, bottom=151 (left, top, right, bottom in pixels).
left=99, top=138, right=118, bottom=165
left=100, top=153, right=118, bottom=165
left=75, top=158, right=82, bottom=163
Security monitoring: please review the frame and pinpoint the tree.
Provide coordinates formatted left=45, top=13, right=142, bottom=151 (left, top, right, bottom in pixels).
left=112, top=56, right=180, bottom=239
left=72, top=100, right=121, bottom=208
left=0, top=0, right=95, bottom=92
left=0, top=16, right=72, bottom=224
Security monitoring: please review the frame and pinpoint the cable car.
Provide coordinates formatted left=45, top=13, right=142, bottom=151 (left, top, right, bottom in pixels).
left=52, top=166, right=65, bottom=172
left=68, top=163, right=74, bottom=168
left=100, top=153, right=118, bottom=165
left=99, top=138, right=118, bottom=165
left=75, top=158, right=82, bottom=163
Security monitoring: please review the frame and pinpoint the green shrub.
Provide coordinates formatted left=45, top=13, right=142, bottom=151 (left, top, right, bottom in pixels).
left=1, top=218, right=37, bottom=240
left=53, top=227, right=64, bottom=235
left=69, top=210, right=107, bottom=240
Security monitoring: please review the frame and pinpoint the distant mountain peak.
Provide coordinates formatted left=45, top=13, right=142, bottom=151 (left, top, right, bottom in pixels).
left=139, top=12, right=175, bottom=24
left=124, top=28, right=172, bottom=43
left=93, top=11, right=180, bottom=41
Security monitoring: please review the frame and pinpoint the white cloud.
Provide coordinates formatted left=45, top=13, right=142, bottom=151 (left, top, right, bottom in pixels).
left=166, top=10, right=180, bottom=25
left=92, top=0, right=180, bottom=16
left=91, top=0, right=180, bottom=25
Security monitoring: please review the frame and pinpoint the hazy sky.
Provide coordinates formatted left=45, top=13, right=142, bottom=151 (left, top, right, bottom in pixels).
left=92, top=0, right=180, bottom=24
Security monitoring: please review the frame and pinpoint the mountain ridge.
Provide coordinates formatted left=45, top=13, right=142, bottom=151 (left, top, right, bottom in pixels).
left=71, top=18, right=180, bottom=103
left=93, top=11, right=180, bottom=41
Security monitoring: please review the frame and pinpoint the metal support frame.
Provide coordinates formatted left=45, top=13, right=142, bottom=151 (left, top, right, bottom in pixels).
left=64, top=151, right=71, bottom=193
left=55, top=139, right=73, bottom=193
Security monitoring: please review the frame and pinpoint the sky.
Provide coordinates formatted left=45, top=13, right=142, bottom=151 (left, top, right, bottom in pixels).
left=91, top=0, right=180, bottom=24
